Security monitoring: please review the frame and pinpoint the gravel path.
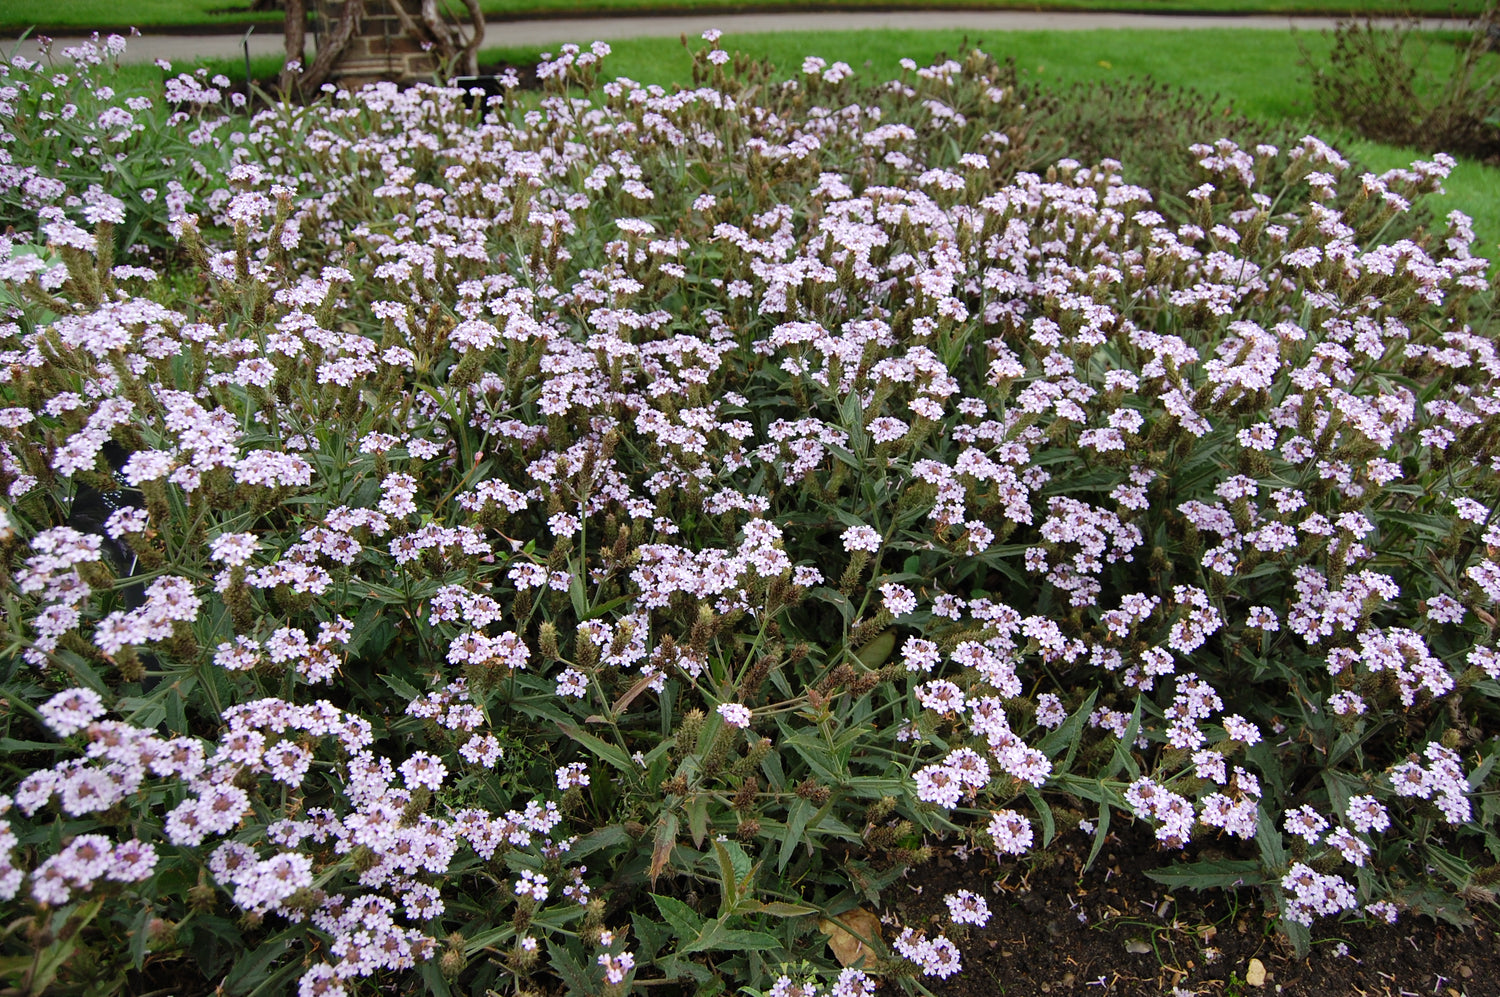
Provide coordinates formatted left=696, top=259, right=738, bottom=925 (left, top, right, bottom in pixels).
left=1, top=10, right=1471, bottom=65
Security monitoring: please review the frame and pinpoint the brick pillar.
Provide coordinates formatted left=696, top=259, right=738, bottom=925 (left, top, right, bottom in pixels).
left=316, top=0, right=439, bottom=87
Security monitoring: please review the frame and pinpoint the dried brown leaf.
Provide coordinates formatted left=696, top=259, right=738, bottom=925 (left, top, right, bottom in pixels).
left=819, top=908, right=881, bottom=968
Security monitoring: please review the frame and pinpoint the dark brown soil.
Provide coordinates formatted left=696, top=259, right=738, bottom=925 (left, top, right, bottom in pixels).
left=897, top=821, right=1500, bottom=997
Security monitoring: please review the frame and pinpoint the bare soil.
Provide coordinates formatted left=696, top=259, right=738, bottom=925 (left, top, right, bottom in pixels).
left=897, top=822, right=1499, bottom=997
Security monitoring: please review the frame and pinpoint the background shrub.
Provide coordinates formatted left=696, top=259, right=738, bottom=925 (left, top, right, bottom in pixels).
left=1302, top=5, right=1500, bottom=159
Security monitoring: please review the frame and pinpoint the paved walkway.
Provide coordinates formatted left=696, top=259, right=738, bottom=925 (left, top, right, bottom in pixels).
left=2, top=10, right=1470, bottom=65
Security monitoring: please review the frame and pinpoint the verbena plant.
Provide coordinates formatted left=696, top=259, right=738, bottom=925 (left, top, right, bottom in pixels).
left=0, top=29, right=1497, bottom=997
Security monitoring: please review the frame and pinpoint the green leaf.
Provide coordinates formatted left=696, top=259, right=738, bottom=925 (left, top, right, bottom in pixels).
left=808, top=586, right=855, bottom=624
left=1468, top=745, right=1500, bottom=791
left=181, top=913, right=242, bottom=978
left=782, top=728, right=845, bottom=782
left=840, top=392, right=868, bottom=451
left=418, top=961, right=455, bottom=997
left=760, top=744, right=786, bottom=791
left=852, top=630, right=895, bottom=669
left=652, top=893, right=707, bottom=940
left=1083, top=797, right=1112, bottom=873
left=679, top=917, right=780, bottom=955
left=128, top=901, right=153, bottom=970
left=547, top=938, right=598, bottom=997
left=1025, top=786, right=1055, bottom=848
left=0, top=738, right=67, bottom=753
left=29, top=897, right=103, bottom=995
left=569, top=567, right=588, bottom=619
left=116, top=695, right=166, bottom=729
left=687, top=792, right=710, bottom=848
left=778, top=799, right=815, bottom=873
left=713, top=838, right=740, bottom=915
left=244, top=962, right=308, bottom=997
left=557, top=722, right=636, bottom=774
left=1256, top=806, right=1286, bottom=874
left=378, top=672, right=420, bottom=702
left=570, top=824, right=630, bottom=860
left=222, top=929, right=294, bottom=996
left=633, top=910, right=670, bottom=961
left=1144, top=858, right=1265, bottom=891
left=1104, top=696, right=1144, bottom=781
left=1038, top=688, right=1098, bottom=770
left=346, top=598, right=386, bottom=657
left=722, top=839, right=752, bottom=883
left=581, top=593, right=630, bottom=620
left=1281, top=913, right=1312, bottom=958
left=826, top=442, right=862, bottom=471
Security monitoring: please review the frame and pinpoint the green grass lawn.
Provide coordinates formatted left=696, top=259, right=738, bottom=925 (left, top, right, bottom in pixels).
left=0, top=0, right=1489, bottom=34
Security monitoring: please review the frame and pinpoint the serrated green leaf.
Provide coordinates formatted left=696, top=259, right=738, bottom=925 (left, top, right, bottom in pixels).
left=222, top=929, right=294, bottom=995
left=633, top=910, right=670, bottom=961
left=1281, top=913, right=1311, bottom=958
left=779, top=799, right=814, bottom=873
left=417, top=961, right=455, bottom=997
left=652, top=893, right=707, bottom=940
left=687, top=792, right=710, bottom=848
left=558, top=722, right=635, bottom=774
left=378, top=672, right=420, bottom=702
left=679, top=917, right=780, bottom=955
left=1256, top=806, right=1286, bottom=874
left=713, top=838, right=740, bottom=915
left=570, top=824, right=630, bottom=860
left=722, top=839, right=752, bottom=882
left=1144, top=858, right=1265, bottom=891
left=346, top=598, right=385, bottom=656
left=547, top=938, right=597, bottom=996
left=128, top=901, right=153, bottom=970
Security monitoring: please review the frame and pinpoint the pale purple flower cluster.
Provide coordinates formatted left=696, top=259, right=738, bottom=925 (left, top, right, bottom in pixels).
left=38, top=687, right=106, bottom=737
left=717, top=702, right=753, bottom=729
left=893, top=926, right=963, bottom=978
left=1389, top=742, right=1472, bottom=824
left=29, top=833, right=156, bottom=906
left=987, top=809, right=1034, bottom=855
left=1124, top=777, right=1197, bottom=848
left=945, top=889, right=991, bottom=926
left=1281, top=862, right=1358, bottom=926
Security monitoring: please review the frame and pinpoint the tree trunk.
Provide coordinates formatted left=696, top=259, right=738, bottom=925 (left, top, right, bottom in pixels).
left=301, top=0, right=365, bottom=93
left=389, top=0, right=485, bottom=79
left=279, top=0, right=307, bottom=97
left=456, top=0, right=484, bottom=78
